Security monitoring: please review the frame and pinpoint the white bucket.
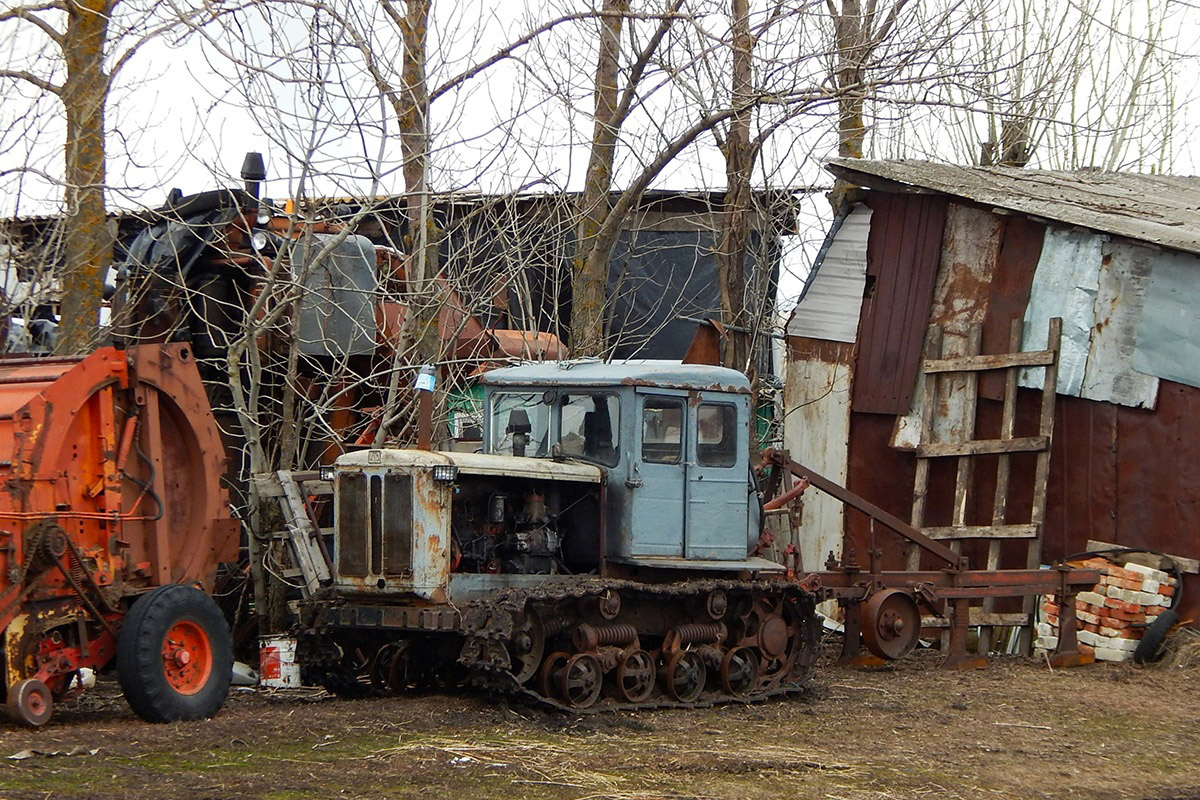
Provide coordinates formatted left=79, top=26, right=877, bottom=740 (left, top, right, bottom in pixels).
left=259, top=635, right=302, bottom=688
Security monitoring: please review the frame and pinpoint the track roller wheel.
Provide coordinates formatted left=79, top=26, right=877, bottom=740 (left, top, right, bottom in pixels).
left=719, top=647, right=760, bottom=696
left=614, top=649, right=656, bottom=703
left=6, top=678, right=52, bottom=727
left=117, top=584, right=233, bottom=723
left=509, top=610, right=546, bottom=684
left=662, top=651, right=705, bottom=703
left=538, top=651, right=570, bottom=699
left=560, top=654, right=603, bottom=709
left=861, top=589, right=921, bottom=661
left=370, top=642, right=406, bottom=692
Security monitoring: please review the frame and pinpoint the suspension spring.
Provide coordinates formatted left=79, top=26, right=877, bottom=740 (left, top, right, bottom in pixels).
left=573, top=623, right=638, bottom=651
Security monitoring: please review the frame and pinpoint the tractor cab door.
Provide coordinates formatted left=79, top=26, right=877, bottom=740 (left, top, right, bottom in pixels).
left=684, top=392, right=752, bottom=560
left=628, top=390, right=689, bottom=557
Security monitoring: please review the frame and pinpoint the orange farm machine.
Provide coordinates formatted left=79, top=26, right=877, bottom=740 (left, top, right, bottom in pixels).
left=0, top=343, right=237, bottom=726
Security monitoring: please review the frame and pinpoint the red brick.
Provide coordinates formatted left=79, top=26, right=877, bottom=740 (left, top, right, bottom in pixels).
left=1160, top=584, right=1176, bottom=597
left=1146, top=605, right=1167, bottom=615
left=1078, top=643, right=1096, bottom=655
left=1042, top=601, right=1059, bottom=616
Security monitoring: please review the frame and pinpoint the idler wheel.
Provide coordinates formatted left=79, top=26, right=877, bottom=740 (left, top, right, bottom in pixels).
left=560, top=654, right=603, bottom=709
left=861, top=589, right=921, bottom=660
left=662, top=651, right=705, bottom=703
left=719, top=647, right=760, bottom=696
left=538, top=651, right=570, bottom=700
left=614, top=649, right=656, bottom=703
left=6, top=678, right=52, bottom=727
left=758, top=614, right=789, bottom=659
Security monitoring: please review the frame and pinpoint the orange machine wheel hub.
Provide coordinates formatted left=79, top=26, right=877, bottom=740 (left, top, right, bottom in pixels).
left=161, top=620, right=213, bottom=694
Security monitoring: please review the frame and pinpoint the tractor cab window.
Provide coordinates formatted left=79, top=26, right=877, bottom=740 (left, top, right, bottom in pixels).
left=490, top=392, right=550, bottom=457
left=697, top=403, right=737, bottom=467
left=642, top=398, right=683, bottom=464
left=559, top=393, right=620, bottom=466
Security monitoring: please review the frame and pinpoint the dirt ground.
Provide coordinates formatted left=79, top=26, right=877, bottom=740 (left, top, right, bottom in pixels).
left=0, top=647, right=1197, bottom=800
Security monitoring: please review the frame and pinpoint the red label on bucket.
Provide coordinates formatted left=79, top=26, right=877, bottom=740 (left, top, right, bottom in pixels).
left=261, top=646, right=282, bottom=680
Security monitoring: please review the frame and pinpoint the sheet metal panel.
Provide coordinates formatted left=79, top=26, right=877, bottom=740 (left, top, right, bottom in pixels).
left=1133, top=249, right=1200, bottom=390
left=1020, top=227, right=1102, bottom=396
left=979, top=216, right=1043, bottom=400
left=851, top=193, right=948, bottom=414
left=1081, top=242, right=1159, bottom=409
left=787, top=205, right=871, bottom=343
left=783, top=337, right=855, bottom=572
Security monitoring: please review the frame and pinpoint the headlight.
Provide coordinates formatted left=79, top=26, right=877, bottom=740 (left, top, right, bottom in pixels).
left=256, top=201, right=273, bottom=226
left=251, top=230, right=270, bottom=251
left=432, top=464, right=458, bottom=483
left=318, top=466, right=335, bottom=482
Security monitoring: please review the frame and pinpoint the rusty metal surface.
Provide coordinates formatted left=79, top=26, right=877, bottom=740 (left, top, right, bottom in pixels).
left=0, top=344, right=235, bottom=716
left=979, top=216, right=1043, bottom=400
left=782, top=337, right=856, bottom=574
left=851, top=192, right=948, bottom=414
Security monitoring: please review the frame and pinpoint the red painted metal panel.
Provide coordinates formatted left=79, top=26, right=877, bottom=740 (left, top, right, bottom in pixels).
left=979, top=216, right=1044, bottom=400
left=851, top=193, right=948, bottom=414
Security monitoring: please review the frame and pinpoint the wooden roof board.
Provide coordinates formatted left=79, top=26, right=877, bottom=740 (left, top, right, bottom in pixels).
left=827, top=158, right=1200, bottom=256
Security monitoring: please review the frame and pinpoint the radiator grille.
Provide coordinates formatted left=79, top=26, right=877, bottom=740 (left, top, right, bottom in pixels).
left=337, top=471, right=413, bottom=580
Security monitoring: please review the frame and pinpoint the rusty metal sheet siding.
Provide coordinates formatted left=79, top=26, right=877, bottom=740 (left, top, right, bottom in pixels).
left=979, top=216, right=1044, bottom=399
left=1043, top=386, right=1200, bottom=625
left=891, top=203, right=1003, bottom=449
left=851, top=193, right=948, bottom=414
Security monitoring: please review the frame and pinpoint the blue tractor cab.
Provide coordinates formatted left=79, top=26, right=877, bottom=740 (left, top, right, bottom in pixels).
left=479, top=361, right=777, bottom=572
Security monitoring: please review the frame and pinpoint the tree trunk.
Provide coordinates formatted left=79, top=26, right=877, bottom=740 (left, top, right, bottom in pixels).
left=716, top=0, right=753, bottom=373
left=57, top=0, right=113, bottom=355
left=399, top=0, right=437, bottom=365
left=569, top=0, right=628, bottom=357
left=829, top=0, right=866, bottom=211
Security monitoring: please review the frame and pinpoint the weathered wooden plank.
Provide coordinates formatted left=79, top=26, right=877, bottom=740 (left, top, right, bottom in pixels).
left=908, top=326, right=943, bottom=571
left=277, top=470, right=332, bottom=595
left=1085, top=539, right=1200, bottom=574
left=924, top=349, right=1055, bottom=374
left=980, top=318, right=1024, bottom=654
left=921, top=612, right=1031, bottom=628
left=917, top=436, right=1049, bottom=458
left=923, top=524, right=1038, bottom=540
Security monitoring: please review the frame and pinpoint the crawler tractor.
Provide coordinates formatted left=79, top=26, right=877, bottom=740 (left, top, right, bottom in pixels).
left=294, top=361, right=818, bottom=709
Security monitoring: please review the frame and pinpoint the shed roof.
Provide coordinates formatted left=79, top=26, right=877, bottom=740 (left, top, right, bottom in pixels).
left=479, top=360, right=752, bottom=393
left=826, top=158, right=1200, bottom=256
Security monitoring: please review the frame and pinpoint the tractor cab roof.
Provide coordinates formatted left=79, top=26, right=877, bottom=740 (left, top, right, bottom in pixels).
left=478, top=360, right=751, bottom=394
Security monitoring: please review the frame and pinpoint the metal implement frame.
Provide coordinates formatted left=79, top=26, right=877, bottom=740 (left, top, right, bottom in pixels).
left=758, top=449, right=1098, bottom=669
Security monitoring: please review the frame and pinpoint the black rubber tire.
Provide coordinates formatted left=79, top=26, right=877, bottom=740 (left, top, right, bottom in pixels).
left=1133, top=608, right=1179, bottom=665
left=116, top=584, right=233, bottom=723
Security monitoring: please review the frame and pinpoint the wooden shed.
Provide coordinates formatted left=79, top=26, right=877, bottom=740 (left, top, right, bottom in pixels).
left=785, top=158, right=1200, bottom=627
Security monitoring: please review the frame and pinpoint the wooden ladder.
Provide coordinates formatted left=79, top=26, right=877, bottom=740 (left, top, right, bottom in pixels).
left=908, top=317, right=1061, bottom=655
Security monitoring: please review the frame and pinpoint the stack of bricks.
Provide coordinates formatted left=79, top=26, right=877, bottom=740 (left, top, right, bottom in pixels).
left=1035, top=558, right=1178, bottom=662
